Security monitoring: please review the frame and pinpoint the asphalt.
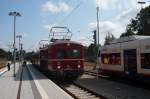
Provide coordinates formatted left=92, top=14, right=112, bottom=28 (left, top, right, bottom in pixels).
left=75, top=74, right=150, bottom=99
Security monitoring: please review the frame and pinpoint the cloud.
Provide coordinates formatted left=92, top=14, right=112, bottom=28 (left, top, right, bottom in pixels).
left=96, top=0, right=119, bottom=10
left=73, top=36, right=92, bottom=46
left=89, top=7, right=139, bottom=44
left=95, top=0, right=141, bottom=11
left=43, top=24, right=57, bottom=31
left=41, top=1, right=70, bottom=14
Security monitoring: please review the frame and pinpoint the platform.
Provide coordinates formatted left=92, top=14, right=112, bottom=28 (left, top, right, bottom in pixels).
left=0, top=63, right=73, bottom=99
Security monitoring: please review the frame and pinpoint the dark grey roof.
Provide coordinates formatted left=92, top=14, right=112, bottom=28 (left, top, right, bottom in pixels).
left=110, top=35, right=150, bottom=44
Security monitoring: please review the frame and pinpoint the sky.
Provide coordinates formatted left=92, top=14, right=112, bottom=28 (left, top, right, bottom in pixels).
left=0, top=0, right=150, bottom=52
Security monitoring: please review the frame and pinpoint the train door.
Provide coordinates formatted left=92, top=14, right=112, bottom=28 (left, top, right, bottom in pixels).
left=123, top=49, right=137, bottom=76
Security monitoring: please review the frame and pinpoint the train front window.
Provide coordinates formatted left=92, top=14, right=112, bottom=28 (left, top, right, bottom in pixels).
left=141, top=53, right=150, bottom=69
left=56, top=50, right=66, bottom=59
left=68, top=49, right=80, bottom=58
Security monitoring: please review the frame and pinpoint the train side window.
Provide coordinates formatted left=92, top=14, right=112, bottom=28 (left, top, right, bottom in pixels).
left=101, top=53, right=121, bottom=65
left=141, top=53, right=150, bottom=69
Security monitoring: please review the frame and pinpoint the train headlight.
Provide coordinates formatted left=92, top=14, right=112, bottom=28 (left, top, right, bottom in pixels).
left=77, top=65, right=81, bottom=68
left=57, top=66, right=61, bottom=69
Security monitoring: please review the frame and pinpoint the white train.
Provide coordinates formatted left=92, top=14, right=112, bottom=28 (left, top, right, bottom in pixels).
left=98, top=35, right=150, bottom=78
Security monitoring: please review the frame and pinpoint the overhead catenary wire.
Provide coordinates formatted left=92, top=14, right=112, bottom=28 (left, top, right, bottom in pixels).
left=51, top=0, right=80, bottom=25
left=58, top=0, right=84, bottom=25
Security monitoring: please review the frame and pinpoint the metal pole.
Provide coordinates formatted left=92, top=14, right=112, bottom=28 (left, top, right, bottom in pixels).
left=20, top=43, right=23, bottom=64
left=96, top=7, right=100, bottom=45
left=13, top=16, right=16, bottom=77
left=17, top=35, right=22, bottom=66
left=19, top=37, right=21, bottom=66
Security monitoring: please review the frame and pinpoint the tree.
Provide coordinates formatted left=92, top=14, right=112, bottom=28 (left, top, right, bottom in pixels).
left=24, top=51, right=34, bottom=61
left=104, top=32, right=115, bottom=45
left=0, top=48, right=7, bottom=58
left=0, top=48, right=12, bottom=60
left=125, top=6, right=150, bottom=35
left=85, top=43, right=100, bottom=62
left=120, top=25, right=135, bottom=37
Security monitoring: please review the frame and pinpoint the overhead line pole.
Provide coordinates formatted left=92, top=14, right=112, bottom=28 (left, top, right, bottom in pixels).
left=96, top=6, right=100, bottom=45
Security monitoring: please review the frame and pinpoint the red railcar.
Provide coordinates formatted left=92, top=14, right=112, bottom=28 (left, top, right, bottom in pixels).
left=39, top=40, right=84, bottom=78
left=32, top=27, right=84, bottom=79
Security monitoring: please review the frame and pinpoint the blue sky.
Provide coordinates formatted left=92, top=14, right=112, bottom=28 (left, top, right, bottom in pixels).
left=0, top=0, right=150, bottom=52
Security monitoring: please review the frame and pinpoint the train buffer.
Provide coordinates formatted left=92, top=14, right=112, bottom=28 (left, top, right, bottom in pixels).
left=0, top=63, right=73, bottom=99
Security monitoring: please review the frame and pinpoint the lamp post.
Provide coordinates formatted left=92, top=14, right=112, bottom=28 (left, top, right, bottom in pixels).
left=16, top=35, right=22, bottom=66
left=138, top=1, right=146, bottom=9
left=9, top=11, right=21, bottom=77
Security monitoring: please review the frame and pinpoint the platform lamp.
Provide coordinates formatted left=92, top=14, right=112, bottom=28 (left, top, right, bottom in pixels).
left=9, top=11, right=21, bottom=77
left=138, top=1, right=146, bottom=9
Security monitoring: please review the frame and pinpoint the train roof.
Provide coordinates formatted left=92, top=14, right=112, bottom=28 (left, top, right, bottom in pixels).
left=40, top=40, right=82, bottom=51
left=50, top=40, right=82, bottom=46
left=110, top=35, right=150, bottom=44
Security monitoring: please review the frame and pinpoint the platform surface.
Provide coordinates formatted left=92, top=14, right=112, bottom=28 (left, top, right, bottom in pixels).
left=0, top=63, right=73, bottom=99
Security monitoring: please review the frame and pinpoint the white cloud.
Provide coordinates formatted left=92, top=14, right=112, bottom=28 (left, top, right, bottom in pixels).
left=41, top=1, right=70, bottom=14
left=43, top=24, right=57, bottom=31
left=89, top=7, right=140, bottom=44
left=95, top=0, right=141, bottom=11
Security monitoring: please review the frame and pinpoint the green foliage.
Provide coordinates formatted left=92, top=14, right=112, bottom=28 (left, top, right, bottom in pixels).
left=120, top=5, right=150, bottom=37
left=120, top=26, right=135, bottom=37
left=104, top=32, right=116, bottom=45
left=0, top=48, right=7, bottom=58
left=24, top=51, right=34, bottom=61
left=0, top=48, right=12, bottom=60
left=85, top=44, right=100, bottom=62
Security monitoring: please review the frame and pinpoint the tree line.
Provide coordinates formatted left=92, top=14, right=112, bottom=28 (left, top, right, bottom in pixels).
left=0, top=48, right=12, bottom=60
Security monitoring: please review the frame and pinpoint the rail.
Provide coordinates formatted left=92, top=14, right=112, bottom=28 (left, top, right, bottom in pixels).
left=60, top=83, right=108, bottom=99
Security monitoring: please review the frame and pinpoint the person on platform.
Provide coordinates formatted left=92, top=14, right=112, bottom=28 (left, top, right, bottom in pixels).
left=22, top=61, right=27, bottom=67
left=7, top=63, right=10, bottom=71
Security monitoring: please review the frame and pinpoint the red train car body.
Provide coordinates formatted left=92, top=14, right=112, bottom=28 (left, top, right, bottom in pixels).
left=32, top=26, right=84, bottom=79
left=34, top=40, right=84, bottom=78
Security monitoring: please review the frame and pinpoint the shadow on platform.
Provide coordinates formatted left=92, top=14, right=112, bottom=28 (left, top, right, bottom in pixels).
left=14, top=64, right=47, bottom=81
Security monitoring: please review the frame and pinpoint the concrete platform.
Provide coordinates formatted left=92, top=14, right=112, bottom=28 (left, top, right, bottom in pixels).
left=27, top=64, right=73, bottom=99
left=0, top=63, right=21, bottom=99
left=0, top=63, right=73, bottom=99
left=75, top=74, right=150, bottom=99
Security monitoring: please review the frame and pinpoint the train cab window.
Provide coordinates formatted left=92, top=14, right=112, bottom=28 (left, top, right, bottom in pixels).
left=56, top=50, right=66, bottom=59
left=141, top=53, right=150, bottom=69
left=101, top=53, right=121, bottom=65
left=68, top=49, right=80, bottom=58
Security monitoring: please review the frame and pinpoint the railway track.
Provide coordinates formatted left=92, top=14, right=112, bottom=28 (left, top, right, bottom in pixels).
left=85, top=70, right=150, bottom=90
left=84, top=70, right=109, bottom=78
left=61, top=83, right=107, bottom=99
